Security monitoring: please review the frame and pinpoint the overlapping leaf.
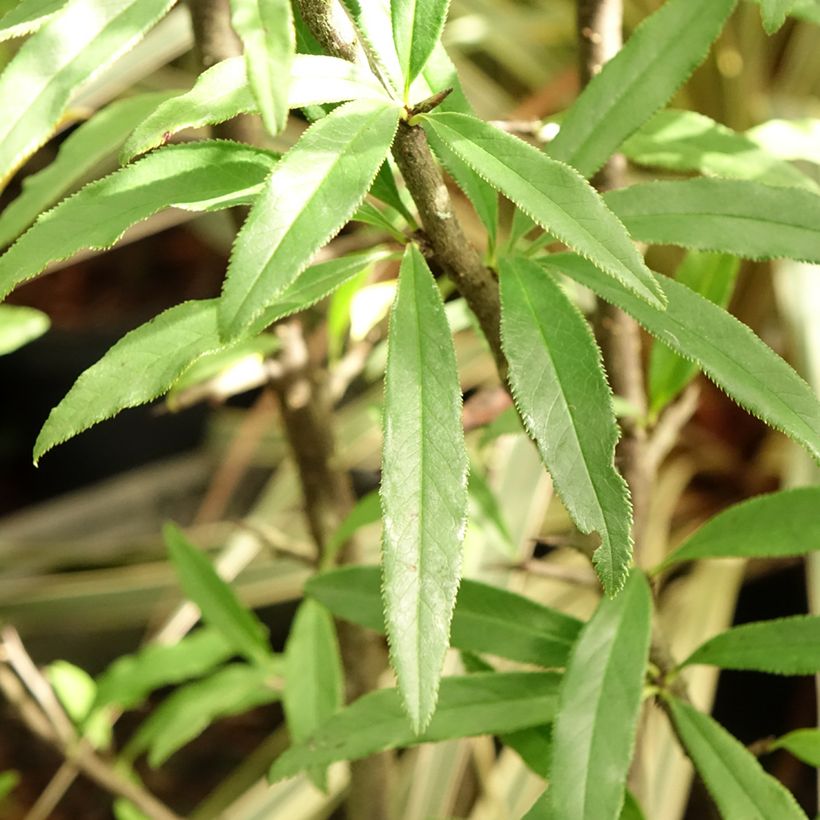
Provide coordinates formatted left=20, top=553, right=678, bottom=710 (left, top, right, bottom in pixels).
left=605, top=179, right=820, bottom=263
left=0, top=141, right=278, bottom=300
left=219, top=98, right=401, bottom=340
left=660, top=487, right=820, bottom=567
left=0, top=0, right=176, bottom=189
left=421, top=112, right=664, bottom=307
left=381, top=244, right=468, bottom=732
left=0, top=0, right=66, bottom=42
left=544, top=254, right=820, bottom=463
left=757, top=0, right=798, bottom=32
left=666, top=697, right=807, bottom=820
left=306, top=566, right=582, bottom=668
left=391, top=0, right=450, bottom=95
left=270, top=672, right=562, bottom=780
left=545, top=571, right=651, bottom=820
left=499, top=256, right=633, bottom=594
left=0, top=305, right=49, bottom=356
left=683, top=616, right=820, bottom=675
left=771, top=729, right=820, bottom=766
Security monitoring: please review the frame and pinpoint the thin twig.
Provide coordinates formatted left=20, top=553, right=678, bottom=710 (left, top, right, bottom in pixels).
left=646, top=384, right=701, bottom=474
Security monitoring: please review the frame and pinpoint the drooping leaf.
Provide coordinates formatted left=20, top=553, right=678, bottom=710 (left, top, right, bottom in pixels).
left=545, top=571, right=652, bottom=820
left=757, top=0, right=798, bottom=32
left=421, top=112, right=664, bottom=307
left=283, top=599, right=344, bottom=790
left=648, top=251, right=739, bottom=416
left=771, top=729, right=820, bottom=767
left=0, top=91, right=178, bottom=248
left=666, top=697, right=807, bottom=820
left=548, top=0, right=736, bottom=179
left=544, top=254, right=820, bottom=464
left=660, top=487, right=820, bottom=568
left=747, top=118, right=820, bottom=166
left=622, top=109, right=817, bottom=192
left=0, top=0, right=66, bottom=42
left=0, top=0, right=176, bottom=189
left=0, top=142, right=278, bottom=300
left=306, top=565, right=583, bottom=668
left=605, top=178, right=820, bottom=263
left=499, top=255, right=633, bottom=594
left=230, top=0, right=294, bottom=135
left=219, top=98, right=401, bottom=340
left=683, top=615, right=820, bottom=675
left=391, top=0, right=450, bottom=95
left=270, top=671, right=562, bottom=780
left=94, top=629, right=234, bottom=710
left=0, top=305, right=49, bottom=356
left=128, top=663, right=282, bottom=767
left=164, top=523, right=271, bottom=665
left=381, top=243, right=468, bottom=732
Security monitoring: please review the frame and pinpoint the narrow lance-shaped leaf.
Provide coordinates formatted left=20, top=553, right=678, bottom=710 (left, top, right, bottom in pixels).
left=660, top=487, right=820, bottom=568
left=648, top=251, right=739, bottom=416
left=230, top=0, right=294, bottom=135
left=219, top=98, right=401, bottom=340
left=545, top=571, right=652, bottom=820
left=0, top=91, right=178, bottom=249
left=0, top=0, right=66, bottom=42
left=666, top=697, right=807, bottom=820
left=0, top=141, right=278, bottom=301
left=544, top=253, right=820, bottom=464
left=381, top=244, right=468, bottom=732
left=499, top=256, right=633, bottom=594
left=392, top=0, right=450, bottom=96
left=0, top=0, right=176, bottom=189
left=421, top=112, right=664, bottom=307
left=270, top=671, right=562, bottom=780
left=548, top=0, right=736, bottom=179
left=771, top=729, right=820, bottom=767
left=605, top=178, right=820, bottom=264
left=283, top=600, right=344, bottom=790
left=307, top=565, right=583, bottom=668
left=0, top=305, right=49, bottom=356
left=340, top=0, right=403, bottom=93
left=758, top=0, right=798, bottom=32
left=683, top=615, right=820, bottom=675
left=164, top=523, right=272, bottom=665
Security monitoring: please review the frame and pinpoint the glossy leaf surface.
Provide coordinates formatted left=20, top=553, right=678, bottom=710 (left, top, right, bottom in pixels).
left=381, top=244, right=468, bottom=732
left=306, top=565, right=582, bottom=668
left=219, top=98, right=401, bottom=340
left=500, top=255, right=632, bottom=594
left=545, top=571, right=652, bottom=820
left=270, top=672, right=562, bottom=780
left=545, top=254, right=820, bottom=464
left=605, top=178, right=820, bottom=263
left=666, top=698, right=807, bottom=820
left=421, top=112, right=664, bottom=307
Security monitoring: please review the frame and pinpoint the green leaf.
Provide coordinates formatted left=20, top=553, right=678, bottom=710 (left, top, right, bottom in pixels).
left=747, top=118, right=820, bottom=166
left=370, top=160, right=417, bottom=226
left=220, top=98, right=401, bottom=340
left=0, top=304, right=49, bottom=356
left=683, top=615, right=820, bottom=675
left=340, top=0, right=403, bottom=93
left=270, top=671, right=562, bottom=780
left=94, top=629, right=234, bottom=711
left=528, top=788, right=646, bottom=820
left=129, top=663, right=282, bottom=767
left=0, top=771, right=19, bottom=803
left=47, top=660, right=111, bottom=749
left=648, top=251, right=739, bottom=416
left=381, top=243, right=468, bottom=732
left=306, top=565, right=583, bottom=668
left=0, top=141, right=278, bottom=301
left=0, top=0, right=65, bottom=42
left=771, top=728, right=820, bottom=767
left=324, top=490, right=382, bottom=566
left=622, top=109, right=817, bottom=192
left=230, top=0, right=294, bottom=135
left=620, top=791, right=647, bottom=820
left=544, top=254, right=820, bottom=464
left=33, top=300, right=224, bottom=462
left=666, top=697, right=807, bottom=820
left=391, top=0, right=450, bottom=96
left=660, top=487, right=820, bottom=568
left=421, top=112, right=664, bottom=307
left=545, top=571, right=652, bottom=820
left=283, top=600, right=343, bottom=790
left=499, top=255, right=633, bottom=594
left=164, top=523, right=271, bottom=664
left=468, top=465, right=515, bottom=554
left=758, top=0, right=797, bottom=32
left=0, top=91, right=178, bottom=248
left=502, top=725, right=552, bottom=778
left=0, top=0, right=175, bottom=189
left=605, top=179, right=820, bottom=263
left=548, top=0, right=736, bottom=179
